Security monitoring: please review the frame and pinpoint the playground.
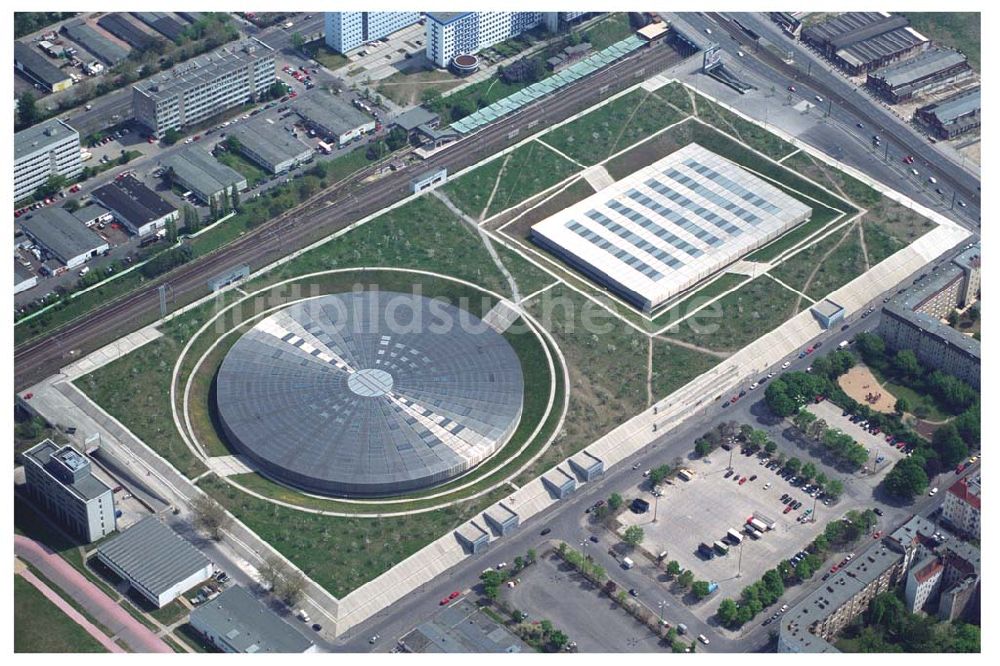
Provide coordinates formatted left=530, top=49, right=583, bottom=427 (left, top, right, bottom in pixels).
left=837, top=365, right=896, bottom=414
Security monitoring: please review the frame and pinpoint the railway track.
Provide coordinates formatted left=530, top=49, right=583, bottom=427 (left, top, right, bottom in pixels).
left=15, top=43, right=684, bottom=390
left=705, top=12, right=981, bottom=211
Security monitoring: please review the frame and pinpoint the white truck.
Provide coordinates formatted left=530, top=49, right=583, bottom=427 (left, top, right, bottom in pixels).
left=727, top=528, right=744, bottom=545
left=838, top=340, right=849, bottom=350
left=621, top=557, right=635, bottom=570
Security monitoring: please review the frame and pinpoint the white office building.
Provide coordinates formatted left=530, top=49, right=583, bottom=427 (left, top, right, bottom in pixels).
left=23, top=440, right=116, bottom=544
left=324, top=12, right=421, bottom=54
left=133, top=38, right=275, bottom=138
left=14, top=119, right=83, bottom=201
left=425, top=12, right=545, bottom=67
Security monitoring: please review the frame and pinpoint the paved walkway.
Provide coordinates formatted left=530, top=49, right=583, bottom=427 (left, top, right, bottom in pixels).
left=15, top=535, right=171, bottom=653
left=17, top=564, right=123, bottom=653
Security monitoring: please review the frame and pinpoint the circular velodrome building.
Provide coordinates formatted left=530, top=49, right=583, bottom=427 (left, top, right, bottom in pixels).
left=215, top=292, right=524, bottom=497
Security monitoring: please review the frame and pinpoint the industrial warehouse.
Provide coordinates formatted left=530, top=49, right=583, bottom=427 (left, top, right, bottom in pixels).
left=866, top=48, right=973, bottom=103
left=802, top=12, right=929, bottom=75
left=916, top=87, right=982, bottom=139
left=531, top=143, right=813, bottom=312
left=214, top=292, right=525, bottom=496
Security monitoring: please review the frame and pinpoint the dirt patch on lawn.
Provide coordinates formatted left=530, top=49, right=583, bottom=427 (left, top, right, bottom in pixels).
left=837, top=365, right=896, bottom=414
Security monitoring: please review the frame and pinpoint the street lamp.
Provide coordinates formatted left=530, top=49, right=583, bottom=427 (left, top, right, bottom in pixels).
left=736, top=539, right=745, bottom=578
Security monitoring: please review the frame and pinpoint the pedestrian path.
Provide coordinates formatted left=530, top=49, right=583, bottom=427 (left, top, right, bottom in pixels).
left=206, top=455, right=257, bottom=477
left=15, top=535, right=171, bottom=653
left=61, top=326, right=162, bottom=381
left=582, top=165, right=615, bottom=190
left=481, top=299, right=522, bottom=333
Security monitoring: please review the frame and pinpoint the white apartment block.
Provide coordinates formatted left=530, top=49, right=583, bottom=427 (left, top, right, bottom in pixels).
left=543, top=11, right=589, bottom=32
left=425, top=12, right=545, bottom=67
left=941, top=476, right=981, bottom=538
left=14, top=119, right=83, bottom=201
left=324, top=12, right=421, bottom=54
left=133, top=38, right=276, bottom=138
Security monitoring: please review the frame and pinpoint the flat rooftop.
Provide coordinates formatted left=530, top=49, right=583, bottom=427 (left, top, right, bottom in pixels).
left=531, top=143, right=812, bottom=310
left=400, top=598, right=529, bottom=653
left=18, top=207, right=107, bottom=262
left=24, top=440, right=112, bottom=502
left=92, top=175, right=176, bottom=228
left=15, top=41, right=73, bottom=87
left=292, top=89, right=373, bottom=136
left=134, top=38, right=272, bottom=101
left=15, top=118, right=78, bottom=161
left=229, top=118, right=312, bottom=168
left=161, top=146, right=246, bottom=196
left=190, top=586, right=314, bottom=653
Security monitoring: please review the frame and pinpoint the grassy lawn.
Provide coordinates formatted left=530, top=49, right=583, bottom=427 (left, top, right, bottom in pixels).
left=304, top=39, right=350, bottom=70
left=651, top=339, right=721, bottom=399
left=518, top=284, right=651, bottom=482
left=652, top=273, right=750, bottom=326
left=376, top=69, right=462, bottom=107
left=149, top=598, right=190, bottom=626
left=696, top=96, right=796, bottom=161
left=202, top=473, right=509, bottom=598
left=903, top=13, right=981, bottom=71
left=176, top=623, right=214, bottom=652
left=444, top=141, right=582, bottom=220
left=770, top=223, right=867, bottom=300
left=543, top=88, right=689, bottom=165
left=579, top=12, right=634, bottom=50
left=217, top=151, right=269, bottom=188
left=14, top=576, right=108, bottom=653
left=495, top=178, right=595, bottom=239
left=75, top=334, right=206, bottom=478
left=655, top=81, right=696, bottom=115
left=665, top=276, right=803, bottom=352
left=746, top=205, right=843, bottom=262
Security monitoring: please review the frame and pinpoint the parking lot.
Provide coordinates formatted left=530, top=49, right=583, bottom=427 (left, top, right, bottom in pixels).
left=503, top=552, right=665, bottom=652
left=807, top=400, right=908, bottom=473
left=616, top=446, right=882, bottom=615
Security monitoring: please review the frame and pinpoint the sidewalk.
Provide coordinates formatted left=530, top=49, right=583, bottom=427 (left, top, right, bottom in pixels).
left=15, top=535, right=171, bottom=653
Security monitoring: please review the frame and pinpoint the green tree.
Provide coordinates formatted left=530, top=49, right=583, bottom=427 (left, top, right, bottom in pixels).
left=677, top=569, right=694, bottom=589
left=691, top=581, right=712, bottom=599
left=290, top=32, right=304, bottom=50
left=268, top=80, right=287, bottom=100
left=749, top=429, right=768, bottom=451
left=421, top=88, right=444, bottom=110
left=717, top=598, right=740, bottom=627
left=607, top=493, right=623, bottom=511
left=892, top=349, right=921, bottom=380
left=932, top=422, right=968, bottom=467
left=526, top=548, right=536, bottom=564
left=34, top=174, right=68, bottom=199
left=230, top=184, right=241, bottom=212
left=666, top=560, right=682, bottom=577
left=784, top=457, right=802, bottom=474
left=165, top=218, right=178, bottom=243
left=764, top=379, right=798, bottom=416
left=765, top=441, right=777, bottom=455
left=694, top=438, right=712, bottom=457
left=793, top=409, right=817, bottom=433
left=947, top=309, right=960, bottom=327
left=882, top=458, right=929, bottom=501
left=17, top=91, right=40, bottom=128
left=548, top=629, right=569, bottom=651
left=162, top=128, right=182, bottom=145
left=385, top=125, right=409, bottom=151
left=894, top=396, right=910, bottom=414
left=648, top=464, right=671, bottom=487
left=801, top=462, right=817, bottom=482
left=623, top=525, right=644, bottom=548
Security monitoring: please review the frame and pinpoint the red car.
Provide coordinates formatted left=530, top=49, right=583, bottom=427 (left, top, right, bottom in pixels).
left=738, top=477, right=747, bottom=485
left=814, top=395, right=825, bottom=403
left=806, top=346, right=814, bottom=354
left=903, top=155, right=915, bottom=164
left=830, top=564, right=839, bottom=573
left=449, top=590, right=460, bottom=600
left=783, top=505, right=793, bottom=514
left=439, top=597, right=450, bottom=605
left=955, top=463, right=966, bottom=473
left=872, top=530, right=883, bottom=539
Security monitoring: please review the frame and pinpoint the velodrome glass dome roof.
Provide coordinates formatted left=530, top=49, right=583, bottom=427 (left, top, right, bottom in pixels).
left=215, top=292, right=524, bottom=497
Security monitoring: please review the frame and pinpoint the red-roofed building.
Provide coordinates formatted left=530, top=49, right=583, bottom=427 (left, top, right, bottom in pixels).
left=942, top=476, right=981, bottom=538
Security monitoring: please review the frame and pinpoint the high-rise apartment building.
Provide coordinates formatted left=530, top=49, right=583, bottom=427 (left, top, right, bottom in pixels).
left=324, top=12, right=421, bottom=53
left=425, top=12, right=544, bottom=67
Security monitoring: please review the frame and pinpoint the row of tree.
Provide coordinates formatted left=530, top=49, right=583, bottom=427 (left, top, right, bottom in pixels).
left=846, top=591, right=980, bottom=652
left=716, top=511, right=877, bottom=628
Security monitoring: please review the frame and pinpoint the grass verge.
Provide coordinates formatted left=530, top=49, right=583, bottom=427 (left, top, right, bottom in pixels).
left=14, top=576, right=108, bottom=653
